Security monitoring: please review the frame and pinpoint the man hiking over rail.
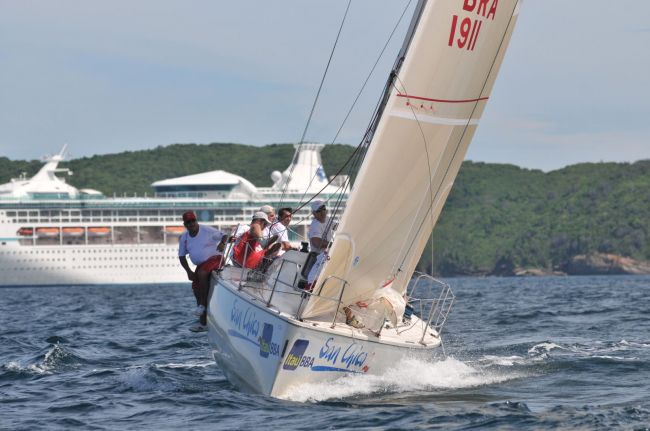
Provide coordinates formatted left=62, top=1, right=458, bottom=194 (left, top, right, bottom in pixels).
left=178, top=211, right=228, bottom=332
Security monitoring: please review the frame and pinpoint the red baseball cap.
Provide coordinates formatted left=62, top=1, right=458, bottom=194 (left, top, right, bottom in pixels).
left=182, top=211, right=197, bottom=223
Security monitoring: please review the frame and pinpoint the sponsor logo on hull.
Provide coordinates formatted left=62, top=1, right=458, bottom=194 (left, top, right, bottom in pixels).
left=282, top=337, right=371, bottom=373
left=283, top=339, right=310, bottom=370
left=227, top=299, right=279, bottom=358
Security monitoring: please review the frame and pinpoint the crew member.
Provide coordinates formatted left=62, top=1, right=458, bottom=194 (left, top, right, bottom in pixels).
left=232, top=211, right=281, bottom=269
left=308, top=200, right=331, bottom=253
left=178, top=211, right=228, bottom=332
left=269, top=207, right=294, bottom=257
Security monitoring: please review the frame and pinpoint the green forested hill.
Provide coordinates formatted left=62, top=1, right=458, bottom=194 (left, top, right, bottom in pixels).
left=1, top=143, right=353, bottom=197
left=425, top=160, right=650, bottom=275
left=2, top=143, right=649, bottom=275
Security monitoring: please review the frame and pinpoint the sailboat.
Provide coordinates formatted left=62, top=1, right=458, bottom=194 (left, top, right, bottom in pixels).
left=207, top=0, right=521, bottom=398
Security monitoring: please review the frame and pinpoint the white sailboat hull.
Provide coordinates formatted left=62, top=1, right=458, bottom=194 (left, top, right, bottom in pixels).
left=207, top=275, right=440, bottom=398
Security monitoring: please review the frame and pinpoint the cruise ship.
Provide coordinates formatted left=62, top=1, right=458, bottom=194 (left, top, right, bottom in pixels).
left=0, top=144, right=347, bottom=286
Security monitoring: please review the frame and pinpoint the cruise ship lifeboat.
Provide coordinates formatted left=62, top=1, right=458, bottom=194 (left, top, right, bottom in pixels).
left=62, top=227, right=84, bottom=237
left=87, top=227, right=111, bottom=237
left=164, top=226, right=185, bottom=236
left=17, top=227, right=34, bottom=236
left=35, top=227, right=60, bottom=237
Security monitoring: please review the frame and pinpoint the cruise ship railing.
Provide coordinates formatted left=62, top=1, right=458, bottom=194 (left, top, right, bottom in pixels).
left=406, top=272, right=455, bottom=343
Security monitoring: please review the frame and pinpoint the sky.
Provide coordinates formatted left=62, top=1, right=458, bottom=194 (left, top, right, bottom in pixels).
left=0, top=0, right=648, bottom=171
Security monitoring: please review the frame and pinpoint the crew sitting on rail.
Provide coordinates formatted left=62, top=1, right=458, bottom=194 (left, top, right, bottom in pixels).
left=259, top=205, right=275, bottom=239
left=233, top=205, right=276, bottom=239
left=232, top=211, right=281, bottom=269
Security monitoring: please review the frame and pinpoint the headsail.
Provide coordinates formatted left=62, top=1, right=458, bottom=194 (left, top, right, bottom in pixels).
left=303, top=0, right=521, bottom=318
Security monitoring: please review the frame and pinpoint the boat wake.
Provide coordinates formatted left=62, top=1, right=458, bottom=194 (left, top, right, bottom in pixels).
left=283, top=356, right=524, bottom=403
left=282, top=338, right=650, bottom=402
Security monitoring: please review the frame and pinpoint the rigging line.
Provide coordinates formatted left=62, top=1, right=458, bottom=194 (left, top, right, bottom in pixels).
left=290, top=93, right=384, bottom=220
left=279, top=0, right=353, bottom=205
left=296, top=0, right=413, bottom=206
left=287, top=111, right=373, bottom=241
left=291, top=143, right=363, bottom=215
left=328, top=0, right=414, bottom=147
left=395, top=0, right=521, bottom=273
left=295, top=49, right=399, bottom=240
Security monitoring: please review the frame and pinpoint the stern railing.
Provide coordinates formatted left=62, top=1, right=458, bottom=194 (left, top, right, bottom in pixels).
left=407, top=272, right=455, bottom=343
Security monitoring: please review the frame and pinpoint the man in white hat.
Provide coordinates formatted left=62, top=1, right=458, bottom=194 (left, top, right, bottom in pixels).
left=232, top=211, right=281, bottom=269
left=258, top=204, right=276, bottom=239
left=308, top=200, right=331, bottom=253
left=233, top=205, right=275, bottom=239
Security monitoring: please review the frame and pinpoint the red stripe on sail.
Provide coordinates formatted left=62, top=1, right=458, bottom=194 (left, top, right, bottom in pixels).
left=396, top=93, right=489, bottom=103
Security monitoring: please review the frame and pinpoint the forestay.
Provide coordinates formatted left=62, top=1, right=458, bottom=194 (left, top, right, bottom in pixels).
left=303, top=0, right=521, bottom=318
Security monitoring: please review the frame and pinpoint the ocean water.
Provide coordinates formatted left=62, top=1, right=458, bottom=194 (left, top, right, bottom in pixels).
left=1, top=276, right=649, bottom=430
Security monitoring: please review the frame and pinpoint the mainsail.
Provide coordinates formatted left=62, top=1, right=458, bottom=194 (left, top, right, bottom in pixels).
left=303, top=0, right=521, bottom=318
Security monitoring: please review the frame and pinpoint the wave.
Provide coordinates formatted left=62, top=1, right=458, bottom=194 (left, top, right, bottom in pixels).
left=116, top=366, right=179, bottom=392
left=1, top=343, right=87, bottom=376
left=114, top=361, right=217, bottom=392
left=153, top=361, right=214, bottom=370
left=283, top=356, right=525, bottom=403
left=527, top=339, right=649, bottom=360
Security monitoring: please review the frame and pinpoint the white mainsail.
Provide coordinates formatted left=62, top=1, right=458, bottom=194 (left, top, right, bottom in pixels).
left=303, top=0, right=521, bottom=318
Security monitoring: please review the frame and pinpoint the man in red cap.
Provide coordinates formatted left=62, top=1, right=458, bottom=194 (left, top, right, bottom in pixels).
left=178, top=210, right=228, bottom=332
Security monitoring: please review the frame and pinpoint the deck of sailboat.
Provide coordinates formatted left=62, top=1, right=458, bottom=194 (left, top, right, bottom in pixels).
left=213, top=265, right=441, bottom=348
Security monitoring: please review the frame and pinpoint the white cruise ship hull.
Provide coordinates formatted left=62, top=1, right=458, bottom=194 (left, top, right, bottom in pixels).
left=207, top=274, right=440, bottom=398
left=0, top=243, right=186, bottom=286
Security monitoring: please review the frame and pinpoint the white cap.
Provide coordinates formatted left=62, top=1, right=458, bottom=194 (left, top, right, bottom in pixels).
left=252, top=211, right=270, bottom=224
left=311, top=200, right=325, bottom=212
left=259, top=205, right=274, bottom=215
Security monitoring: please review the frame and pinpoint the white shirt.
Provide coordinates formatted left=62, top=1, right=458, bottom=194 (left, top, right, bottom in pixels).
left=308, top=217, right=331, bottom=253
left=178, top=225, right=225, bottom=266
left=269, top=221, right=290, bottom=256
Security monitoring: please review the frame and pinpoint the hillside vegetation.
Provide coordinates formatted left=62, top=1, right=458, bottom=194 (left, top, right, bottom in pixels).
left=2, top=143, right=649, bottom=275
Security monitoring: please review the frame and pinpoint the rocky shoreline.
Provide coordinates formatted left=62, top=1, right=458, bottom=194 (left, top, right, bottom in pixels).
left=510, top=253, right=650, bottom=277
left=454, top=253, right=650, bottom=277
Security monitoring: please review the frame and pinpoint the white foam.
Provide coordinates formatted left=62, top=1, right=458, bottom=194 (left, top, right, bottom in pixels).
left=116, top=367, right=177, bottom=392
left=283, top=356, right=522, bottom=403
left=3, top=347, right=61, bottom=375
left=479, top=355, right=525, bottom=366
left=153, top=361, right=214, bottom=370
left=618, top=339, right=650, bottom=348
left=3, top=360, right=50, bottom=375
left=528, top=342, right=564, bottom=356
left=592, top=355, right=640, bottom=361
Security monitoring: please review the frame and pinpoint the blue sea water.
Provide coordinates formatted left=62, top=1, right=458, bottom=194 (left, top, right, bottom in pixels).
left=1, top=276, right=649, bottom=430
